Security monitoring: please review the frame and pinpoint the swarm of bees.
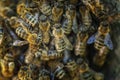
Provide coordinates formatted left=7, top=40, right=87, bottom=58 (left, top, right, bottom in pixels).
left=0, top=0, right=119, bottom=80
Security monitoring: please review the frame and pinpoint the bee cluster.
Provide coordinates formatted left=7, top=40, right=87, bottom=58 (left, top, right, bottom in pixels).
left=0, top=0, right=119, bottom=80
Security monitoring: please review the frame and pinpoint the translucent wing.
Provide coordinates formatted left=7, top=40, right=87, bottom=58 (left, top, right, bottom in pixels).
left=63, top=35, right=73, bottom=50
left=72, top=18, right=78, bottom=34
left=87, top=33, right=96, bottom=44
left=104, top=34, right=113, bottom=50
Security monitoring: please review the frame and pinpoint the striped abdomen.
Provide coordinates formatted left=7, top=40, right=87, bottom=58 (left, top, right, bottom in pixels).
left=16, top=27, right=28, bottom=40
left=40, top=3, right=51, bottom=16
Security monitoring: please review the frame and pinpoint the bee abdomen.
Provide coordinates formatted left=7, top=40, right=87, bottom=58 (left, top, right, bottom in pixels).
left=16, top=27, right=28, bottom=39
left=55, top=38, right=66, bottom=52
left=40, top=4, right=51, bottom=16
left=25, top=14, right=38, bottom=27
left=62, top=20, right=72, bottom=34
left=94, top=38, right=105, bottom=50
left=75, top=42, right=86, bottom=56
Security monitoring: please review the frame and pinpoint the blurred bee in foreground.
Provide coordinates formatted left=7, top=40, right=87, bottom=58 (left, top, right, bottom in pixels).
left=75, top=31, right=89, bottom=57
left=53, top=23, right=73, bottom=52
left=0, top=53, right=15, bottom=78
left=39, top=15, right=51, bottom=44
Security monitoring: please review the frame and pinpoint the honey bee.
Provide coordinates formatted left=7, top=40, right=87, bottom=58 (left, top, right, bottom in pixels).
left=0, top=24, right=4, bottom=45
left=4, top=19, right=28, bottom=47
left=65, top=60, right=78, bottom=73
left=87, top=21, right=113, bottom=50
left=93, top=46, right=109, bottom=67
left=82, top=0, right=106, bottom=20
left=0, top=53, right=15, bottom=78
left=69, top=0, right=78, bottom=4
left=51, top=2, right=63, bottom=23
left=9, top=17, right=21, bottom=29
left=18, top=66, right=32, bottom=80
left=62, top=5, right=76, bottom=35
left=0, top=7, right=15, bottom=18
left=38, top=0, right=52, bottom=16
left=75, top=31, right=89, bottom=57
left=15, top=27, right=29, bottom=40
left=94, top=72, right=104, bottom=80
left=39, top=15, right=51, bottom=44
left=38, top=69, right=50, bottom=80
left=54, top=65, right=66, bottom=79
left=18, top=21, right=42, bottom=45
left=25, top=45, right=37, bottom=64
left=53, top=24, right=73, bottom=52
left=78, top=60, right=95, bottom=80
left=79, top=5, right=93, bottom=32
left=21, top=12, right=39, bottom=27
left=48, top=50, right=63, bottom=60
left=17, top=3, right=32, bottom=16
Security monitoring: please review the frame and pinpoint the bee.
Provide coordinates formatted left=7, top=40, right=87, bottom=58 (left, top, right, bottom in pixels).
left=75, top=31, right=89, bottom=57
left=53, top=23, right=73, bottom=52
left=18, top=66, right=32, bottom=80
left=38, top=0, right=52, bottom=16
left=38, top=69, right=50, bottom=80
left=17, top=21, right=42, bottom=45
left=79, top=5, right=93, bottom=32
left=65, top=60, right=78, bottom=76
left=93, top=46, right=109, bottom=67
left=4, top=19, right=28, bottom=47
left=82, top=0, right=106, bottom=20
left=62, top=5, right=76, bottom=35
left=9, top=17, right=21, bottom=29
left=0, top=23, right=4, bottom=45
left=79, top=5, right=92, bottom=27
left=21, top=12, right=39, bottom=27
left=17, top=3, right=33, bottom=16
left=15, top=27, right=29, bottom=40
left=51, top=2, right=63, bottom=23
left=48, top=50, right=63, bottom=60
left=54, top=65, right=66, bottom=79
left=87, top=21, right=113, bottom=50
left=94, top=72, right=104, bottom=80
left=78, top=60, right=95, bottom=80
left=0, top=53, right=15, bottom=78
left=39, top=15, right=50, bottom=44
left=0, top=7, right=15, bottom=18
left=69, top=0, right=78, bottom=4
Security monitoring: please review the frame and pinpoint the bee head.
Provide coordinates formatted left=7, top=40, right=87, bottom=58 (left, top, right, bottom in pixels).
left=40, top=15, right=47, bottom=22
left=54, top=2, right=63, bottom=8
left=99, top=21, right=110, bottom=34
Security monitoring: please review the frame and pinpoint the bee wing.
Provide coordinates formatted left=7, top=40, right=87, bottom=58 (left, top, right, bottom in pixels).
left=13, top=40, right=29, bottom=46
left=63, top=35, right=73, bottom=50
left=72, top=18, right=78, bottom=34
left=87, top=33, right=96, bottom=44
left=104, top=34, right=113, bottom=50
